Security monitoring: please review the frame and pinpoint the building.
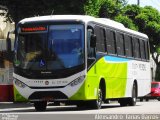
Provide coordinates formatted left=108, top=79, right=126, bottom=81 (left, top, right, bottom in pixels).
left=0, top=10, right=14, bottom=101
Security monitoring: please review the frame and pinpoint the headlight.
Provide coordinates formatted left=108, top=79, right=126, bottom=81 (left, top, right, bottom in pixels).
left=70, top=76, right=85, bottom=87
left=15, top=79, right=26, bottom=88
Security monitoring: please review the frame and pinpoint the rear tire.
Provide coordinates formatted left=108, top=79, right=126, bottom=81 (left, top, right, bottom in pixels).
left=128, top=83, right=137, bottom=106
left=34, top=101, right=47, bottom=111
left=119, top=83, right=137, bottom=106
left=140, top=98, right=143, bottom=102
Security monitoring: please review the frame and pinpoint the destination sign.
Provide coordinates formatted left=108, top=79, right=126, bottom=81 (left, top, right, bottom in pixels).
left=21, top=26, right=47, bottom=32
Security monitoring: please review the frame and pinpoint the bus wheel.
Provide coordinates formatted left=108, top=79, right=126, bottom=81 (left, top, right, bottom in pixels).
left=128, top=83, right=137, bottom=106
left=76, top=101, right=86, bottom=108
left=140, top=98, right=143, bottom=102
left=34, top=101, right=47, bottom=111
left=119, top=99, right=128, bottom=106
left=92, top=88, right=103, bottom=109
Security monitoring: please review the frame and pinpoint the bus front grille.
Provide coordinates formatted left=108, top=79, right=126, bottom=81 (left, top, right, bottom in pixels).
left=28, top=91, right=68, bottom=100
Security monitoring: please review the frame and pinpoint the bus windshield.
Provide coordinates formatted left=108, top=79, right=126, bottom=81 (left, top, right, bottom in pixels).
left=15, top=24, right=84, bottom=71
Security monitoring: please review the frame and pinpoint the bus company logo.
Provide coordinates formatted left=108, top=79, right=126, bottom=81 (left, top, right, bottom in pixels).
left=45, top=81, right=49, bottom=85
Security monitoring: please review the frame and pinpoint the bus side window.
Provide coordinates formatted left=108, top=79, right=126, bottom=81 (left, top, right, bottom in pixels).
left=140, top=40, right=146, bottom=60
left=145, top=41, right=149, bottom=60
left=133, top=37, right=141, bottom=59
left=106, top=29, right=116, bottom=55
left=124, top=35, right=133, bottom=57
left=116, top=32, right=125, bottom=56
left=94, top=26, right=106, bottom=52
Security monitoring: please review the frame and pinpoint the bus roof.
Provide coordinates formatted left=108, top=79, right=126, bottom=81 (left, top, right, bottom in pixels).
left=19, top=15, right=148, bottom=39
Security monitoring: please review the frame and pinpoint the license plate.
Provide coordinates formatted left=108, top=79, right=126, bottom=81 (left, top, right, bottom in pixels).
left=42, top=97, right=54, bottom=101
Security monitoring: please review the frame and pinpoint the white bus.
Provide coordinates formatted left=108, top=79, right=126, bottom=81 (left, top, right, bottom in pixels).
left=10, top=15, right=151, bottom=111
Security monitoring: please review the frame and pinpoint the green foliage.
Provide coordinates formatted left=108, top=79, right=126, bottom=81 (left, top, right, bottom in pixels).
left=123, top=5, right=141, bottom=21
left=84, top=0, right=105, bottom=17
left=135, top=6, right=160, bottom=32
left=0, top=0, right=87, bottom=24
left=84, top=0, right=126, bottom=18
left=115, top=15, right=138, bottom=30
left=156, top=45, right=160, bottom=55
left=98, top=0, right=126, bottom=19
left=145, top=21, right=160, bottom=42
left=142, top=6, right=160, bottom=23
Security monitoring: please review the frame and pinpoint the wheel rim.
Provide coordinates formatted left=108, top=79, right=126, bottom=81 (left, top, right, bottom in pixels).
left=97, top=89, right=102, bottom=108
left=133, top=89, right=136, bottom=101
left=132, top=84, right=137, bottom=104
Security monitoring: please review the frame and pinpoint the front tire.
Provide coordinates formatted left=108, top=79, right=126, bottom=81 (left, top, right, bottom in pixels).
left=34, top=101, right=47, bottom=111
left=91, top=88, right=103, bottom=109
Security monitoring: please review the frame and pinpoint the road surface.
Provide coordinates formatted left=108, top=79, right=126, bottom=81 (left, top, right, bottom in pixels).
left=0, top=100, right=160, bottom=120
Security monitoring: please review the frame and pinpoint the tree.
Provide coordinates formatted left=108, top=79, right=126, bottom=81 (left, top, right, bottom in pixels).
left=84, top=0, right=126, bottom=18
left=122, top=4, right=141, bottom=22
left=135, top=6, right=160, bottom=81
left=114, top=15, right=137, bottom=30
left=98, top=0, right=126, bottom=19
left=0, top=0, right=87, bottom=25
left=84, top=0, right=105, bottom=17
left=123, top=5, right=160, bottom=81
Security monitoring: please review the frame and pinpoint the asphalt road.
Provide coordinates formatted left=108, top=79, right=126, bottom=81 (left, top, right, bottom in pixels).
left=0, top=100, right=160, bottom=120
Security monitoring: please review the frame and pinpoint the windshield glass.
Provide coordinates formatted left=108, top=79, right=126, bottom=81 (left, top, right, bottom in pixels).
left=48, top=25, right=84, bottom=70
left=14, top=24, right=84, bottom=71
left=16, top=33, right=47, bottom=70
left=151, top=83, right=159, bottom=88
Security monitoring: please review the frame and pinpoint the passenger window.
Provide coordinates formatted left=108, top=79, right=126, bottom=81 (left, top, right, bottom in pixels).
left=140, top=40, right=146, bottom=60
left=106, top=29, right=116, bottom=55
left=133, top=38, right=140, bottom=59
left=145, top=41, right=149, bottom=60
left=116, top=32, right=125, bottom=56
left=94, top=26, right=106, bottom=52
left=124, top=35, right=133, bottom=57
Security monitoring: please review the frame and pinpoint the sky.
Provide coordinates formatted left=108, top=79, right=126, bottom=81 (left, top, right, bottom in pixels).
left=127, top=0, right=160, bottom=11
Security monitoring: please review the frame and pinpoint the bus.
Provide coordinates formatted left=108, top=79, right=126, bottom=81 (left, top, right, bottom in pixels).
left=9, top=15, right=151, bottom=111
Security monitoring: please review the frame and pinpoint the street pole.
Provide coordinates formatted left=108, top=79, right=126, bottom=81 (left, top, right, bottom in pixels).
left=137, top=0, right=140, bottom=6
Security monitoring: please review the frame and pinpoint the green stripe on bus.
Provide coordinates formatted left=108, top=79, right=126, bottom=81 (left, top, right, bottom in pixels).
left=69, top=57, right=127, bottom=100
